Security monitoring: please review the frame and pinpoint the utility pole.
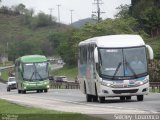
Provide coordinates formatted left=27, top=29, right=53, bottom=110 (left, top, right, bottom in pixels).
left=70, top=10, right=74, bottom=24
left=92, top=0, right=105, bottom=22
left=49, top=8, right=54, bottom=22
left=57, top=4, right=61, bottom=23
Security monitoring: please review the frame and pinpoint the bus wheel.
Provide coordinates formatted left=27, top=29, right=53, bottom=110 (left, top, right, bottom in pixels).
left=126, top=96, right=131, bottom=100
left=93, top=95, right=98, bottom=102
left=120, top=96, right=125, bottom=101
left=86, top=94, right=92, bottom=102
left=40, top=90, right=43, bottom=93
left=22, top=90, right=26, bottom=94
left=44, top=89, right=48, bottom=93
left=7, top=87, right=10, bottom=92
left=18, top=90, right=21, bottom=94
left=137, top=95, right=143, bottom=101
left=93, top=84, right=98, bottom=102
left=99, top=97, right=105, bottom=103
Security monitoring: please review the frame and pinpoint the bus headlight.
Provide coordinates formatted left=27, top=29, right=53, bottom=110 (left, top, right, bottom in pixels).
left=139, top=81, right=144, bottom=85
left=136, top=78, right=148, bottom=86
left=47, top=85, right=50, bottom=88
left=23, top=82, right=29, bottom=86
left=44, top=81, right=49, bottom=85
left=101, top=82, right=113, bottom=87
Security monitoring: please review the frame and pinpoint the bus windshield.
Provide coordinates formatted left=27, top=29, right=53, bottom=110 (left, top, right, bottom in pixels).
left=23, top=62, right=49, bottom=81
left=99, top=46, right=147, bottom=80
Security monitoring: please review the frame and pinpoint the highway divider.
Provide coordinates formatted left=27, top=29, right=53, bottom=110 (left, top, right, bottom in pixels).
left=50, top=81, right=79, bottom=89
left=50, top=81, right=160, bottom=92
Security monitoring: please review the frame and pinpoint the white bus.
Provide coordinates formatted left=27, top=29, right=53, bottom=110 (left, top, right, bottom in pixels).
left=78, top=35, right=153, bottom=103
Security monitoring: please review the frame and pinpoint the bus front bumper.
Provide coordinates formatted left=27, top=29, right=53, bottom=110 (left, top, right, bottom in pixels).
left=23, top=81, right=49, bottom=90
left=98, top=82, right=149, bottom=97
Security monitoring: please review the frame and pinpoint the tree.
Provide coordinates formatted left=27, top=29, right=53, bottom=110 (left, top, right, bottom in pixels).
left=12, top=3, right=26, bottom=14
left=130, top=0, right=160, bottom=37
left=115, top=4, right=130, bottom=18
left=57, top=18, right=140, bottom=67
left=142, top=7, right=160, bottom=37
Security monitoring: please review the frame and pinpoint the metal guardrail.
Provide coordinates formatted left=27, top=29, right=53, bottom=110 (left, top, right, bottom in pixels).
left=50, top=81, right=79, bottom=89
left=50, top=81, right=160, bottom=93
left=150, top=82, right=160, bottom=93
left=0, top=78, right=7, bottom=83
left=0, top=65, right=14, bottom=71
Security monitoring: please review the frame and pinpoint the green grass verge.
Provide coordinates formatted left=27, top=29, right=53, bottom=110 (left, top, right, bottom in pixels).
left=0, top=99, right=102, bottom=120
left=51, top=67, right=77, bottom=81
left=149, top=87, right=160, bottom=93
left=0, top=61, right=14, bottom=67
left=0, top=71, right=9, bottom=81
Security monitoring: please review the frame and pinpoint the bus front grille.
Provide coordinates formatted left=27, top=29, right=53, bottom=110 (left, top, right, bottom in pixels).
left=112, top=89, right=138, bottom=94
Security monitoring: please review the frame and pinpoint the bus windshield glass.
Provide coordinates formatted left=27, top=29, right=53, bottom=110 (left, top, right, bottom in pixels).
left=99, top=46, right=147, bottom=80
left=23, top=62, right=49, bottom=80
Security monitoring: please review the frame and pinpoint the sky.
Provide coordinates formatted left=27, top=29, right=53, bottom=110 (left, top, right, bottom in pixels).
left=1, top=0, right=131, bottom=24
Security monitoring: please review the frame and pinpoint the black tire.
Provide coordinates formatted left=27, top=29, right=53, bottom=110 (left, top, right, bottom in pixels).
left=99, top=97, right=105, bottom=103
left=86, top=94, right=92, bottom=102
left=137, top=95, right=143, bottom=101
left=44, top=89, right=48, bottom=93
left=126, top=96, right=131, bottom=100
left=18, top=90, right=21, bottom=94
left=84, top=82, right=87, bottom=94
left=37, top=90, right=40, bottom=93
left=22, top=90, right=26, bottom=94
left=40, top=90, right=43, bottom=93
left=7, top=87, right=10, bottom=92
left=120, top=96, right=125, bottom=101
left=93, top=83, right=98, bottom=102
left=93, top=95, right=98, bottom=102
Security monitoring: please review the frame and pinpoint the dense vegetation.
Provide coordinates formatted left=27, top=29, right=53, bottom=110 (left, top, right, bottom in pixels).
left=0, top=1, right=160, bottom=68
left=0, top=3, right=69, bottom=61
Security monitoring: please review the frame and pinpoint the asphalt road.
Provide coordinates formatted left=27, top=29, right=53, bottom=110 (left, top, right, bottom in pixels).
left=0, top=83, right=160, bottom=120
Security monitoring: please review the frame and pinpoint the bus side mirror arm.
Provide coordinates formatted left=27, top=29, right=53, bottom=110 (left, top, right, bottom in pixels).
left=94, top=47, right=99, bottom=63
left=146, top=45, right=154, bottom=60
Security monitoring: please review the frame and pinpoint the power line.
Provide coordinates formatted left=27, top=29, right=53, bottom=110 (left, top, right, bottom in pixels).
left=49, top=8, right=54, bottom=21
left=70, top=10, right=74, bottom=24
left=92, top=0, right=105, bottom=22
left=57, top=4, right=61, bottom=23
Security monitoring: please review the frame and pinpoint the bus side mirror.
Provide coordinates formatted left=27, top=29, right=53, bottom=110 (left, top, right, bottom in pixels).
left=146, top=45, right=154, bottom=60
left=94, top=47, right=99, bottom=63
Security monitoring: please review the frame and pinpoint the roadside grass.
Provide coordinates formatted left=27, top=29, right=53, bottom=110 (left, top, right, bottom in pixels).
left=51, top=66, right=77, bottom=81
left=0, top=61, right=13, bottom=67
left=0, top=99, right=102, bottom=120
left=0, top=71, right=9, bottom=81
left=149, top=87, right=160, bottom=93
left=0, top=61, right=14, bottom=81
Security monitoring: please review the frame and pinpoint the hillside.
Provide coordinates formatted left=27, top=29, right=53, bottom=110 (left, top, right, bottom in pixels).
left=0, top=13, right=70, bottom=60
left=0, top=14, right=69, bottom=43
left=71, top=18, right=96, bottom=28
left=0, top=13, right=159, bottom=62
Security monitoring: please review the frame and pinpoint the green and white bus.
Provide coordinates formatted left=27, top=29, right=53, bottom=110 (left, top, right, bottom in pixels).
left=15, top=55, right=50, bottom=94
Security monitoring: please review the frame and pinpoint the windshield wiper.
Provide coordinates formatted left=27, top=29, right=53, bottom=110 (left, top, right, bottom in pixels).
left=35, top=71, right=43, bottom=80
left=112, top=62, right=122, bottom=80
left=125, top=62, right=138, bottom=78
left=29, top=71, right=35, bottom=81
left=124, top=56, right=137, bottom=78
